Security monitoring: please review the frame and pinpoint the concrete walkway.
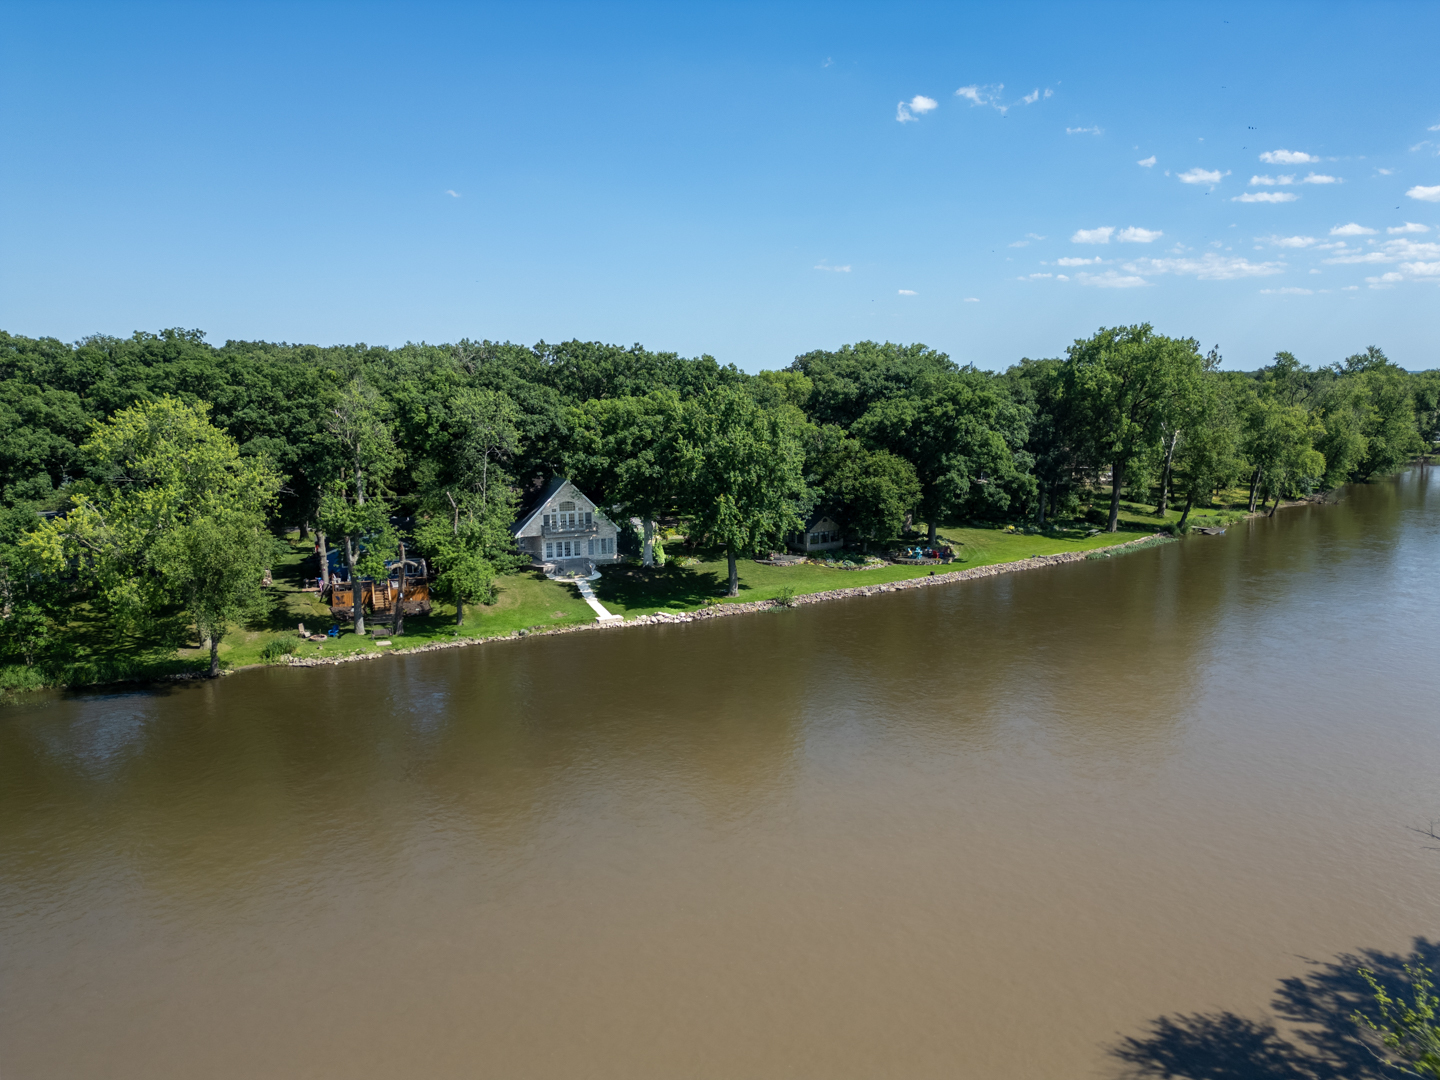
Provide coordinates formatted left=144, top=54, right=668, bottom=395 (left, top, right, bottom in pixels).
left=574, top=578, right=622, bottom=623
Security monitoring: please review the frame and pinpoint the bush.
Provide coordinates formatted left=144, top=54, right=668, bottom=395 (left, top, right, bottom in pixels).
left=260, top=636, right=299, bottom=663
left=772, top=586, right=797, bottom=609
left=1083, top=507, right=1110, bottom=526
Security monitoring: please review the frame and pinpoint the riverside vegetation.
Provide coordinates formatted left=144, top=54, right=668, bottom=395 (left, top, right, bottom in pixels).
left=1, top=325, right=1436, bottom=692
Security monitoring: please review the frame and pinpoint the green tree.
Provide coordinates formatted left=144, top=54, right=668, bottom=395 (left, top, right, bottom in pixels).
left=853, top=370, right=1032, bottom=543
left=1173, top=375, right=1245, bottom=529
left=316, top=378, right=401, bottom=636
left=1243, top=395, right=1326, bottom=513
left=679, top=388, right=805, bottom=596
left=409, top=386, right=523, bottom=571
left=569, top=390, right=687, bottom=566
left=151, top=516, right=276, bottom=676
left=415, top=516, right=496, bottom=626
left=1356, top=963, right=1440, bottom=1079
left=21, top=397, right=281, bottom=662
left=1060, top=325, right=1206, bottom=532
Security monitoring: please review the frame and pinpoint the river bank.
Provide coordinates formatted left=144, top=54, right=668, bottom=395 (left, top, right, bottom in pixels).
left=276, top=532, right=1177, bottom=673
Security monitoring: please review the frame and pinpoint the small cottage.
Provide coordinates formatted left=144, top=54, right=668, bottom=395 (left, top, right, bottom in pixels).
left=788, top=513, right=844, bottom=554
left=512, top=477, right=620, bottom=570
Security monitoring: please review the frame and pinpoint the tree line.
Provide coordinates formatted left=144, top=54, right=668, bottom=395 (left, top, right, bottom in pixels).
left=1, top=325, right=1436, bottom=672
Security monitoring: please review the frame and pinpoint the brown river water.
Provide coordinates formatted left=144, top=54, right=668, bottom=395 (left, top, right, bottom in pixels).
left=3, top=469, right=1439, bottom=1079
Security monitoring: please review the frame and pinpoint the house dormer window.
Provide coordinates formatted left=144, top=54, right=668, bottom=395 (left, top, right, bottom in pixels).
left=559, top=501, right=575, bottom=512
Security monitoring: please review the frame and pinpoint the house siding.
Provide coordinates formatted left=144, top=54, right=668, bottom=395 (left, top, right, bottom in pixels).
left=512, top=479, right=620, bottom=566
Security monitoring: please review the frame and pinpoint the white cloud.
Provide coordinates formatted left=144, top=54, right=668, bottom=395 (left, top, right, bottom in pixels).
left=1137, top=155, right=1157, bottom=167
left=1123, top=253, right=1285, bottom=280
left=963, top=297, right=980, bottom=302
left=1116, top=226, right=1163, bottom=243
left=1055, top=274, right=1069, bottom=280
left=1431, top=124, right=1440, bottom=131
left=1264, top=235, right=1318, bottom=247
left=1250, top=174, right=1295, bottom=186
left=896, top=95, right=938, bottom=123
left=1331, top=222, right=1377, bottom=236
left=445, top=189, right=461, bottom=198
left=1077, top=270, right=1150, bottom=288
left=1323, top=238, right=1440, bottom=276
left=1178, top=167, right=1228, bottom=185
left=1324, top=251, right=1391, bottom=264
left=1389, top=222, right=1430, bottom=234
left=897, top=289, right=917, bottom=295
left=1008, top=240, right=1030, bottom=247
left=1260, top=149, right=1319, bottom=164
left=1260, top=287, right=1314, bottom=295
left=1377, top=168, right=1395, bottom=175
left=1301, top=173, right=1339, bottom=184
left=1343, top=285, right=1359, bottom=291
left=1067, top=126, right=1103, bottom=135
left=814, top=263, right=851, bottom=272
left=1233, top=192, right=1299, bottom=203
left=1022, top=89, right=1040, bottom=105
left=955, top=84, right=1006, bottom=112
left=1056, top=256, right=1101, bottom=266
left=1407, top=185, right=1440, bottom=202
left=1367, top=272, right=1404, bottom=288
left=1024, top=273, right=1053, bottom=280
left=1071, top=226, right=1114, bottom=244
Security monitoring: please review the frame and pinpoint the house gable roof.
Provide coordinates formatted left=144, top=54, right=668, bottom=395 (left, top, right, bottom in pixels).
left=802, top=510, right=842, bottom=532
left=511, top=476, right=569, bottom=536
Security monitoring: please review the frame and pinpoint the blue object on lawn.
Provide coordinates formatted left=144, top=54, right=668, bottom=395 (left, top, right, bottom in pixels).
left=327, top=626, right=339, bottom=637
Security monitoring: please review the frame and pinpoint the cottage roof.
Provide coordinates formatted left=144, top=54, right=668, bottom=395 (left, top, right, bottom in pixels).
left=510, top=476, right=569, bottom=536
left=801, top=510, right=841, bottom=532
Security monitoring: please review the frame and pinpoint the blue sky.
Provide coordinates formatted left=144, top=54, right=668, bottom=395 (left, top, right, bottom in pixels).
left=2, top=1, right=1438, bottom=372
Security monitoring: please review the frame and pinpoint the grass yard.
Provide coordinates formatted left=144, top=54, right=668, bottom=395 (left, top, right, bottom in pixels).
left=3, top=488, right=1263, bottom=694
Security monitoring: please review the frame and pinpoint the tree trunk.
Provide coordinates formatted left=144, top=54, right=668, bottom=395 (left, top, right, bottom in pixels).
left=902, top=512, right=914, bottom=536
left=299, top=520, right=310, bottom=541
left=208, top=635, right=220, bottom=678
left=642, top=519, right=655, bottom=567
left=1107, top=462, right=1123, bottom=532
left=1156, top=431, right=1179, bottom=516
left=346, top=535, right=365, bottom=636
left=1248, top=467, right=1262, bottom=513
left=1036, top=485, right=1047, bottom=526
left=393, top=542, right=407, bottom=637
left=726, top=546, right=739, bottom=597
left=1177, top=491, right=1195, bottom=530
left=455, top=598, right=465, bottom=626
left=317, top=531, right=329, bottom=589
left=1268, top=489, right=1282, bottom=517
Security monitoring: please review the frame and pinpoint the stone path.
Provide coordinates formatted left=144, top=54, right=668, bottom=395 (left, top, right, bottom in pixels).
left=574, top=578, right=622, bottom=623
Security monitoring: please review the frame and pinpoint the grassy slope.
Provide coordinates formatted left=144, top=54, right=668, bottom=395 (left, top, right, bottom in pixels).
left=3, top=488, right=1258, bottom=690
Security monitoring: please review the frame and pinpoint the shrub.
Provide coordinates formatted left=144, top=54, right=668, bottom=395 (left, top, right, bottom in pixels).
left=772, top=586, right=797, bottom=609
left=260, top=636, right=299, bottom=663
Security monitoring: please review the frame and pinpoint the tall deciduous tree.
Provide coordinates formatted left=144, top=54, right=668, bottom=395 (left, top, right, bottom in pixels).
left=679, top=388, right=805, bottom=597
left=569, top=390, right=687, bottom=566
left=852, top=371, right=1030, bottom=544
left=1060, top=325, right=1205, bottom=532
left=317, top=378, right=401, bottom=636
left=22, top=397, right=280, bottom=671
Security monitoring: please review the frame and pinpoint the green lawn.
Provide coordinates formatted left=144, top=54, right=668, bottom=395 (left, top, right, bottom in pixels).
left=4, top=491, right=1254, bottom=693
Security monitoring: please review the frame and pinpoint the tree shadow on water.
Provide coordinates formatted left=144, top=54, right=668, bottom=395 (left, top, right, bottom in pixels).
left=1111, top=938, right=1440, bottom=1080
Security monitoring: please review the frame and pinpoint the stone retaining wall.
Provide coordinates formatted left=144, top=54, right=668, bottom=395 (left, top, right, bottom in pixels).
left=282, top=533, right=1167, bottom=670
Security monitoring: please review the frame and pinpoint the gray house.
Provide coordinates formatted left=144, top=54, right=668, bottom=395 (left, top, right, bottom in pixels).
left=788, top=512, right=844, bottom=554
left=512, top=477, right=620, bottom=571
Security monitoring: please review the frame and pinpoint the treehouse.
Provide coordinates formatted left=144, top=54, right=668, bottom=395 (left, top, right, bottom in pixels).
left=328, top=557, right=432, bottom=622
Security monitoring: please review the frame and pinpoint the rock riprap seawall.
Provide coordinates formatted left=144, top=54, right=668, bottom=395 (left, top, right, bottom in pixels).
left=282, top=534, right=1170, bottom=669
